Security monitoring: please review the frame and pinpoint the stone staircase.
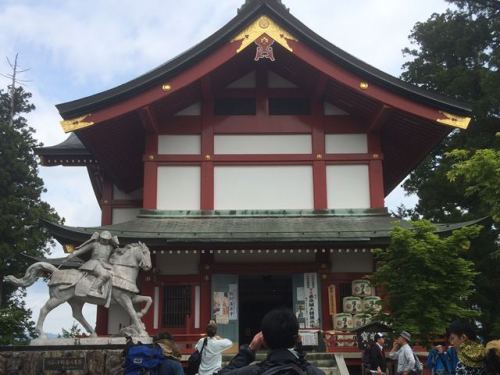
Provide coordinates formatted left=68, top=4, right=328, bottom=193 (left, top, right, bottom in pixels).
left=222, top=352, right=340, bottom=375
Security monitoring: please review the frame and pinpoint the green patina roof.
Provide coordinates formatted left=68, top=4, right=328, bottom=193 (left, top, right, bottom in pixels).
left=43, top=209, right=484, bottom=249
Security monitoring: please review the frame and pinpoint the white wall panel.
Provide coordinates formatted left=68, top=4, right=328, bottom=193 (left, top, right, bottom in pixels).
left=214, top=166, right=314, bottom=210
left=327, top=165, right=370, bottom=209
left=325, top=134, right=367, bottom=154
left=157, top=166, right=200, bottom=210
left=158, top=135, right=201, bottom=155
left=268, top=71, right=297, bottom=88
left=227, top=71, right=256, bottom=88
left=330, top=252, right=374, bottom=272
left=214, top=135, right=311, bottom=154
left=112, top=208, right=141, bottom=224
left=155, top=253, right=200, bottom=275
left=174, top=102, right=201, bottom=116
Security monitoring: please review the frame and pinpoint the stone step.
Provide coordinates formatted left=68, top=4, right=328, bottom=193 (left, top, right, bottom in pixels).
left=319, top=367, right=340, bottom=375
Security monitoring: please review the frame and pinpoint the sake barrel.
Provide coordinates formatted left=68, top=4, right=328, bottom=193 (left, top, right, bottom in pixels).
left=362, top=296, right=382, bottom=313
left=333, top=313, right=353, bottom=330
left=343, top=296, right=362, bottom=314
left=352, top=279, right=373, bottom=296
left=353, top=313, right=372, bottom=328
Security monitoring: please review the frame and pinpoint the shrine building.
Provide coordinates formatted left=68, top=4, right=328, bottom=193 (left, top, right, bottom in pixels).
left=37, top=0, right=475, bottom=350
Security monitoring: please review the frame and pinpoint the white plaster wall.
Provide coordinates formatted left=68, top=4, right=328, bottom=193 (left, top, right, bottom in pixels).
left=174, top=102, right=201, bottom=116
left=214, top=134, right=312, bottom=154
left=268, top=71, right=297, bottom=88
left=112, top=208, right=141, bottom=224
left=214, top=166, right=314, bottom=210
left=158, top=135, right=201, bottom=155
left=157, top=166, right=200, bottom=210
left=113, top=186, right=143, bottom=200
left=330, top=252, right=373, bottom=273
left=325, top=134, right=368, bottom=154
left=214, top=252, right=315, bottom=263
left=107, top=302, right=131, bottom=334
left=324, top=102, right=349, bottom=115
left=155, top=253, right=199, bottom=275
left=327, top=165, right=370, bottom=209
left=227, top=71, right=256, bottom=88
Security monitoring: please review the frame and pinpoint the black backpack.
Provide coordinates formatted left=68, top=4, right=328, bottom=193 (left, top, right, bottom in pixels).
left=186, top=338, right=208, bottom=375
left=261, top=363, right=308, bottom=375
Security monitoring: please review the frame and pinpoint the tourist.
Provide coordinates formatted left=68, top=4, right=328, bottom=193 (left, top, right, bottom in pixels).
left=484, top=340, right=500, bottom=375
left=447, top=320, right=486, bottom=375
left=218, top=308, right=325, bottom=375
left=427, top=343, right=453, bottom=375
left=369, top=333, right=387, bottom=374
left=154, top=332, right=184, bottom=375
left=389, top=331, right=416, bottom=375
left=196, top=320, right=233, bottom=375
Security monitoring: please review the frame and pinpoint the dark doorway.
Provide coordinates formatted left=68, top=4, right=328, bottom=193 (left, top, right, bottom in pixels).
left=238, top=275, right=293, bottom=345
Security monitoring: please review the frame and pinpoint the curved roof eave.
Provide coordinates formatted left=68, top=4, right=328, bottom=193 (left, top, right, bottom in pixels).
left=56, top=0, right=472, bottom=120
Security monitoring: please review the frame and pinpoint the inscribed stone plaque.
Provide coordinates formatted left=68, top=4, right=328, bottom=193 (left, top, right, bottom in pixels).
left=44, top=357, right=86, bottom=371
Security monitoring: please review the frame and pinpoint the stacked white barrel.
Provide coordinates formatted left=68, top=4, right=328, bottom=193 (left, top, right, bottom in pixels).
left=333, top=280, right=382, bottom=331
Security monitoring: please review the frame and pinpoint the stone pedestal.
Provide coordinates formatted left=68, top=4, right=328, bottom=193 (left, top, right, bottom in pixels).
left=0, top=337, right=152, bottom=375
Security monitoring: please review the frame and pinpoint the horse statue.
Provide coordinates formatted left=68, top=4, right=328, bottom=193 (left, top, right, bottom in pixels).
left=4, top=241, right=153, bottom=339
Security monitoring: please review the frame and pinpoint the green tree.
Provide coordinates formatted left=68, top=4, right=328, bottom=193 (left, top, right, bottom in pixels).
left=0, top=57, right=61, bottom=344
left=401, top=0, right=500, bottom=339
left=373, top=221, right=481, bottom=346
left=58, top=322, right=87, bottom=339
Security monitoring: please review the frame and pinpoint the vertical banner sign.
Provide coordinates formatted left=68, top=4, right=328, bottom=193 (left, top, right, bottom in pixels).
left=328, top=284, right=337, bottom=316
left=213, top=292, right=229, bottom=324
left=228, top=284, right=238, bottom=321
left=304, top=273, right=319, bottom=328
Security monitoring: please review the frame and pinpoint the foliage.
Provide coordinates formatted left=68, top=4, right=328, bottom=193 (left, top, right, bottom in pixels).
left=373, top=220, right=481, bottom=346
left=446, top=148, right=500, bottom=223
left=400, top=0, right=500, bottom=339
left=0, top=290, right=36, bottom=345
left=0, top=83, right=61, bottom=344
left=58, top=322, right=87, bottom=338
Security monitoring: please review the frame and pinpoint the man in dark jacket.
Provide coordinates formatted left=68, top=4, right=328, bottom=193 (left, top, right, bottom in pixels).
left=218, top=308, right=325, bottom=375
left=369, top=333, right=387, bottom=374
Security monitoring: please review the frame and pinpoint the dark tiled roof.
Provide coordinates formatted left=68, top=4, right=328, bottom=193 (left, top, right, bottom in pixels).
left=35, top=133, right=90, bottom=156
left=56, top=0, right=471, bottom=119
left=43, top=209, right=483, bottom=248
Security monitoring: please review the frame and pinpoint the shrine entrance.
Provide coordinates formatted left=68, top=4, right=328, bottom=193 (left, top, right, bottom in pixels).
left=238, top=274, right=293, bottom=344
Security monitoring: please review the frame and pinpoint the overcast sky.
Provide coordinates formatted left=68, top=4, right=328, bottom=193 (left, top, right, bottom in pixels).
left=0, top=0, right=451, bottom=335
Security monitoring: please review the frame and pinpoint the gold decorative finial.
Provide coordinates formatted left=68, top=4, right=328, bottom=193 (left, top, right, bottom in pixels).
left=162, top=84, right=172, bottom=92
left=232, top=15, right=298, bottom=53
left=359, top=81, right=369, bottom=90
left=436, top=111, right=472, bottom=129
left=60, top=114, right=95, bottom=133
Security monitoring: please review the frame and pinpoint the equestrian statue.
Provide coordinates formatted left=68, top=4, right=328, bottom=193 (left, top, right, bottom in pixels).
left=4, top=231, right=153, bottom=339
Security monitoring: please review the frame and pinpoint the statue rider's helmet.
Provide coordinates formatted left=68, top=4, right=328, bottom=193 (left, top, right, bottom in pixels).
left=99, top=231, right=112, bottom=242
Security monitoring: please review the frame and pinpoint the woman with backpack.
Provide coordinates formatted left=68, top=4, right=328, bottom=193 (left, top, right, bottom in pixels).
left=195, top=320, right=233, bottom=375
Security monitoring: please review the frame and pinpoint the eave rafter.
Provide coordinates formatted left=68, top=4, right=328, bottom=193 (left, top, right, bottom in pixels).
left=139, top=107, right=159, bottom=134
left=367, top=105, right=392, bottom=133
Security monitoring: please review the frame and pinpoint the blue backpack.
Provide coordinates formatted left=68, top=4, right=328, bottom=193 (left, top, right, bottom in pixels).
left=124, top=343, right=165, bottom=375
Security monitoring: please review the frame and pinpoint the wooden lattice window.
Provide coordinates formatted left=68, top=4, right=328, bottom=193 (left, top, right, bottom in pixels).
left=163, top=285, right=192, bottom=328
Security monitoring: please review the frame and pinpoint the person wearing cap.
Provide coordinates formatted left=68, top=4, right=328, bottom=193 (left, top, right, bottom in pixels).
left=67, top=230, right=118, bottom=297
left=389, top=331, right=416, bottom=375
left=369, top=333, right=387, bottom=374
left=153, top=332, right=184, bottom=375
left=196, top=320, right=233, bottom=375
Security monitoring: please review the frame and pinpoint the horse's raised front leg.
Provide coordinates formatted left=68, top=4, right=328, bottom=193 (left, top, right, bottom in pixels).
left=116, top=291, right=148, bottom=336
left=68, top=299, right=96, bottom=337
left=132, top=294, right=153, bottom=319
left=36, top=296, right=66, bottom=339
